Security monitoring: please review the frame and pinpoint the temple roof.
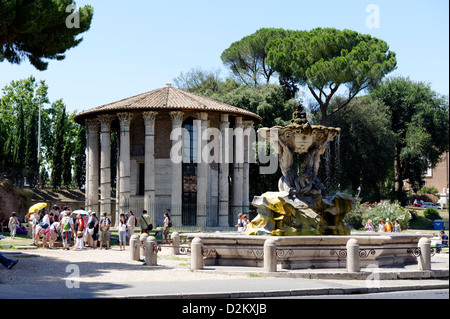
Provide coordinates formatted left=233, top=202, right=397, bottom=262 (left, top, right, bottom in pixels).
left=74, top=84, right=262, bottom=125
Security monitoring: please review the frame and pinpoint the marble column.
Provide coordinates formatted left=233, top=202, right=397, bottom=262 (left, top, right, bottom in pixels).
left=231, top=116, right=244, bottom=223
left=117, top=112, right=133, bottom=214
left=143, top=111, right=158, bottom=224
left=196, top=112, right=208, bottom=227
left=218, top=114, right=230, bottom=226
left=99, top=115, right=115, bottom=218
left=170, top=111, right=184, bottom=227
left=86, top=118, right=100, bottom=213
left=242, top=120, right=254, bottom=215
left=85, top=120, right=90, bottom=210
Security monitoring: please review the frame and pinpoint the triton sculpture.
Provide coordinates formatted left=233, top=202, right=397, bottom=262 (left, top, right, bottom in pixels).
left=246, top=104, right=355, bottom=236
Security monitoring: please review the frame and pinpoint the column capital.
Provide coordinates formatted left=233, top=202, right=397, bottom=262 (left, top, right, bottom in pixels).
left=98, top=115, right=115, bottom=131
left=170, top=111, right=184, bottom=127
left=234, top=116, right=244, bottom=129
left=142, top=111, right=158, bottom=125
left=117, top=112, right=133, bottom=131
left=220, top=114, right=230, bottom=131
left=243, top=120, right=254, bottom=129
left=220, top=114, right=229, bottom=122
left=85, top=118, right=100, bottom=133
left=196, top=112, right=208, bottom=121
left=143, top=111, right=158, bottom=136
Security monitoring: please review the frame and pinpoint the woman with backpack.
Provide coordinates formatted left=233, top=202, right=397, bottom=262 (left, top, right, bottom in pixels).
left=61, top=211, right=74, bottom=250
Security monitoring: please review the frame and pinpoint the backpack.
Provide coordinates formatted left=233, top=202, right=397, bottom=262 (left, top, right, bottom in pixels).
left=101, top=217, right=110, bottom=232
left=88, top=217, right=97, bottom=229
left=142, top=216, right=153, bottom=231
left=62, top=217, right=71, bottom=231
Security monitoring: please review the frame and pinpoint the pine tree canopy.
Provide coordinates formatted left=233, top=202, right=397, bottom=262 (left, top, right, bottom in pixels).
left=0, top=0, right=93, bottom=70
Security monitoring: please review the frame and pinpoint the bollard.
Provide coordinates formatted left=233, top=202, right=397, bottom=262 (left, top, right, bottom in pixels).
left=171, top=232, right=180, bottom=255
left=417, top=237, right=431, bottom=271
left=263, top=239, right=277, bottom=272
left=139, top=233, right=149, bottom=258
left=346, top=238, right=360, bottom=272
left=145, top=236, right=157, bottom=266
left=129, top=234, right=140, bottom=261
left=190, top=237, right=204, bottom=270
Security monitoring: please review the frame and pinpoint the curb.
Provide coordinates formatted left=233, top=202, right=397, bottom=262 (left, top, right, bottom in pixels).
left=116, top=282, right=449, bottom=299
left=194, top=268, right=449, bottom=280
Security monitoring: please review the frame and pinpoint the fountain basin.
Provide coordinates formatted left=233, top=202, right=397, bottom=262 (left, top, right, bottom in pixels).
left=185, top=232, right=432, bottom=269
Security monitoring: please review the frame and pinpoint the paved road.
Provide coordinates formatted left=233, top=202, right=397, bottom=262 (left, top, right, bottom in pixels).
left=1, top=247, right=448, bottom=300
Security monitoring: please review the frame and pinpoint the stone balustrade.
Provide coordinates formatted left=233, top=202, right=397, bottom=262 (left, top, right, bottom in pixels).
left=184, top=233, right=433, bottom=271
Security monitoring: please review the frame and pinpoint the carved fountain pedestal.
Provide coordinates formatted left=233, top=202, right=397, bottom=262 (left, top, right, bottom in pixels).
left=246, top=104, right=355, bottom=236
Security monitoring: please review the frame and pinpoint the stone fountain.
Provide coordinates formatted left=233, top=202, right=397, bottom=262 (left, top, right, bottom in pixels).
left=246, top=104, right=355, bottom=236
left=183, top=105, right=432, bottom=271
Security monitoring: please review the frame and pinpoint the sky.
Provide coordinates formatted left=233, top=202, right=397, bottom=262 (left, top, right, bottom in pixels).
left=1, top=0, right=448, bottom=115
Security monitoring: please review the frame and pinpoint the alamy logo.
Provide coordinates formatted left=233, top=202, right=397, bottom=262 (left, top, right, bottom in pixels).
left=65, top=4, right=80, bottom=29
left=365, top=4, right=380, bottom=29
left=65, top=264, right=80, bottom=289
left=170, top=122, right=279, bottom=175
left=364, top=264, right=381, bottom=289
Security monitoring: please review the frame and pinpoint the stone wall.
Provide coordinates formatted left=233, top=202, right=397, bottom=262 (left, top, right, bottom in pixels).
left=0, top=181, right=31, bottom=222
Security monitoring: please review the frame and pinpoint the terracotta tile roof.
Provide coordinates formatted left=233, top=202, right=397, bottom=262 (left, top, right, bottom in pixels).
left=74, top=85, right=262, bottom=124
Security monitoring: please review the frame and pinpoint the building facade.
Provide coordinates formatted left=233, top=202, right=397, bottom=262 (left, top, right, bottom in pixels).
left=74, top=84, right=261, bottom=227
left=424, top=152, right=449, bottom=208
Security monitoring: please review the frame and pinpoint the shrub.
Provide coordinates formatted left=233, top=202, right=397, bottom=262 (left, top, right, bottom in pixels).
left=344, top=208, right=364, bottom=230
left=344, top=198, right=366, bottom=230
left=409, top=209, right=434, bottom=229
left=423, top=208, right=440, bottom=221
left=346, top=199, right=411, bottom=231
left=418, top=185, right=439, bottom=195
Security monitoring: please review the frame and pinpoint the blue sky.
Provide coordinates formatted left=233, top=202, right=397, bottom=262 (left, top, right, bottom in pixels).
left=1, top=0, right=448, bottom=114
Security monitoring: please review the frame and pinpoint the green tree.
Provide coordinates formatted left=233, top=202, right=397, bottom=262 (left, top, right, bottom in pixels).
left=173, top=67, right=229, bottom=95
left=62, top=137, right=72, bottom=188
left=24, top=107, right=39, bottom=187
left=13, top=102, right=25, bottom=186
left=73, top=124, right=86, bottom=190
left=210, top=84, right=297, bottom=128
left=321, top=95, right=396, bottom=201
left=0, top=0, right=94, bottom=70
left=174, top=68, right=296, bottom=128
left=267, top=27, right=397, bottom=125
left=371, top=76, right=449, bottom=202
left=0, top=77, right=49, bottom=183
left=221, top=28, right=296, bottom=87
left=51, top=100, right=66, bottom=190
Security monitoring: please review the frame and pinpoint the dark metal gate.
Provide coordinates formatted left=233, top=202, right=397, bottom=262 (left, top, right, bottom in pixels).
left=182, top=163, right=197, bottom=225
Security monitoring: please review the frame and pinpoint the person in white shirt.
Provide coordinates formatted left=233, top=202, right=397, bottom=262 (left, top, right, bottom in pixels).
left=29, top=211, right=40, bottom=245
left=35, top=211, right=51, bottom=248
left=49, top=221, right=60, bottom=248
left=126, top=211, right=136, bottom=243
left=118, top=213, right=129, bottom=250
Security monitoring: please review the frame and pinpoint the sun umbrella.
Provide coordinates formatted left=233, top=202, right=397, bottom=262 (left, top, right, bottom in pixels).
left=28, top=202, right=47, bottom=213
left=72, top=209, right=89, bottom=215
left=27, top=202, right=47, bottom=218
